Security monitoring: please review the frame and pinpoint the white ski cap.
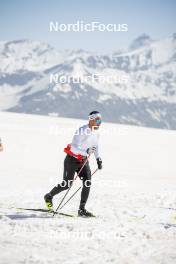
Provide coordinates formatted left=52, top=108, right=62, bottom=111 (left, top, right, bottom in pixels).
left=88, top=111, right=101, bottom=120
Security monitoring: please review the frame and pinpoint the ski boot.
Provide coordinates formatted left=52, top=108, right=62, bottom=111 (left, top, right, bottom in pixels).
left=78, top=208, right=95, bottom=217
left=44, top=193, right=53, bottom=211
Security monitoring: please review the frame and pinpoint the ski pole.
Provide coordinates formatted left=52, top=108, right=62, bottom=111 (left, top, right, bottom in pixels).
left=59, top=187, right=81, bottom=210
left=53, top=154, right=91, bottom=216
left=59, top=168, right=99, bottom=210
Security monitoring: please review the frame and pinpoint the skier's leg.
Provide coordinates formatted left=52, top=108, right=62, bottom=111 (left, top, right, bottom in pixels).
left=49, top=155, right=77, bottom=197
left=78, top=161, right=92, bottom=210
left=44, top=155, right=78, bottom=209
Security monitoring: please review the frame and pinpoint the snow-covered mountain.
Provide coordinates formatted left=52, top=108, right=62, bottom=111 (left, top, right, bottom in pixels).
left=0, top=35, right=176, bottom=129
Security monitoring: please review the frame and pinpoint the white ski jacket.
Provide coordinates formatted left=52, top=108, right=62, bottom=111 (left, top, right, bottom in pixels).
left=70, top=124, right=100, bottom=159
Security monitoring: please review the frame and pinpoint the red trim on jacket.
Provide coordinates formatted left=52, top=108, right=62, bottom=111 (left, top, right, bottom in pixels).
left=64, top=144, right=84, bottom=162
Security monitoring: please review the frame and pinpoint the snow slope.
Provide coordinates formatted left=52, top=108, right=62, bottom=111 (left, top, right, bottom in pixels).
left=0, top=112, right=176, bottom=264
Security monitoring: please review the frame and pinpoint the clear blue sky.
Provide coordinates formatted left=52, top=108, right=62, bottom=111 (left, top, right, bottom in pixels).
left=0, top=0, right=175, bottom=52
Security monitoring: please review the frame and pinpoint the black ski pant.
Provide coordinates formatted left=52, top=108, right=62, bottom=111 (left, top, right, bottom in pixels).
left=49, top=154, right=92, bottom=209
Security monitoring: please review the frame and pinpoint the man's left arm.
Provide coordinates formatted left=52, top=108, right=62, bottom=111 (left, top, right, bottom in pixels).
left=94, top=145, right=102, bottom=170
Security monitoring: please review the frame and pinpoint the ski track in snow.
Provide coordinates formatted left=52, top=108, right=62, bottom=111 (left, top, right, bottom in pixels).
left=0, top=112, right=176, bottom=264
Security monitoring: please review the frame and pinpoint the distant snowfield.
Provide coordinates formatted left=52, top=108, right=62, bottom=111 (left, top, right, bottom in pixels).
left=0, top=112, right=176, bottom=264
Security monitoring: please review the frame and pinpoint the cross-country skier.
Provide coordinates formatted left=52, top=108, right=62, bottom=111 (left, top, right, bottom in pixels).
left=44, top=111, right=103, bottom=217
left=0, top=138, right=3, bottom=152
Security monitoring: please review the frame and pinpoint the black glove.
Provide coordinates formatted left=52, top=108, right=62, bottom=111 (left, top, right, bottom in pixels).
left=96, top=157, right=102, bottom=169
